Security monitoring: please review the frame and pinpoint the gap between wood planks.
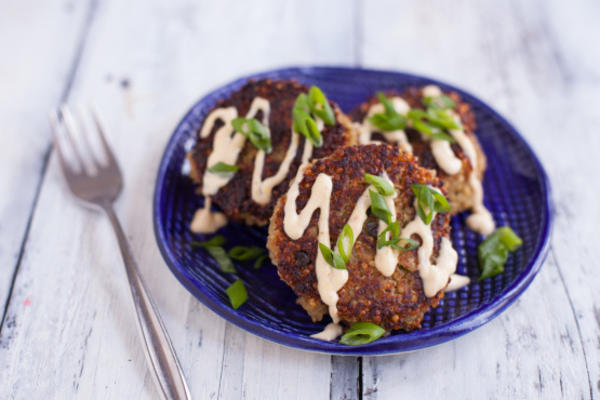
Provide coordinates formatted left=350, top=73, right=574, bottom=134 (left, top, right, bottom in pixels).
left=0, top=0, right=100, bottom=334
left=551, top=248, right=594, bottom=399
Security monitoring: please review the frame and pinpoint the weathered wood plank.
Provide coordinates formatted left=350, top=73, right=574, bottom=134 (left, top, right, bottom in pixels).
left=0, top=0, right=94, bottom=317
left=0, top=0, right=357, bottom=398
left=359, top=0, right=597, bottom=398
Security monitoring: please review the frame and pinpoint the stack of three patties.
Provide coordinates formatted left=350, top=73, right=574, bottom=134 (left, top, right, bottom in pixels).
left=186, top=78, right=492, bottom=333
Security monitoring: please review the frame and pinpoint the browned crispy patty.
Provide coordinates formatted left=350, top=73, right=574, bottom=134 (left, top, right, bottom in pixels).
left=188, top=79, right=356, bottom=226
left=351, top=87, right=486, bottom=214
left=267, top=144, right=451, bottom=331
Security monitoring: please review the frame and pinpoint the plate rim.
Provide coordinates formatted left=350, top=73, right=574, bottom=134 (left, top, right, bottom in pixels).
left=152, top=65, right=554, bottom=356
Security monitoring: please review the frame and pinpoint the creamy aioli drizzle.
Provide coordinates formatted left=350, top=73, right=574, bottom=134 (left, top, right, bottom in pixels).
left=191, top=96, right=321, bottom=233
left=400, top=208, right=458, bottom=297
left=310, top=322, right=343, bottom=341
left=445, top=273, right=471, bottom=292
left=422, top=85, right=495, bottom=235
left=358, top=98, right=413, bottom=153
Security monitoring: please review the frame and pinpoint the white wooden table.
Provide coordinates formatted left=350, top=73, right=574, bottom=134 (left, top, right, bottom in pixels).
left=1, top=0, right=598, bottom=398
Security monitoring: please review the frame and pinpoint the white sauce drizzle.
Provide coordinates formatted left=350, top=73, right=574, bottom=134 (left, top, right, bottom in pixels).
left=190, top=198, right=227, bottom=233
left=400, top=210, right=458, bottom=297
left=358, top=98, right=413, bottom=154
left=445, top=273, right=471, bottom=292
left=422, top=85, right=496, bottom=235
left=191, top=96, right=318, bottom=233
left=310, top=322, right=343, bottom=341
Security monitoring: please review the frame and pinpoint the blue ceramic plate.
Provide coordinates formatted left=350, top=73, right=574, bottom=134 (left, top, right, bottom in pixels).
left=153, top=67, right=552, bottom=355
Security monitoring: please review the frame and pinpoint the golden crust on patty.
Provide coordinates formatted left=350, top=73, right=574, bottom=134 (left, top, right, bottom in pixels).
left=267, top=144, right=451, bottom=331
left=189, top=79, right=356, bottom=226
left=351, top=86, right=486, bottom=214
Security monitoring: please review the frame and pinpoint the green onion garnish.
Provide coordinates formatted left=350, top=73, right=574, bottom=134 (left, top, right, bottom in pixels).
left=307, top=86, right=335, bottom=125
left=319, top=242, right=347, bottom=270
left=336, top=224, right=354, bottom=264
left=369, top=190, right=392, bottom=224
left=228, top=246, right=266, bottom=261
left=422, top=94, right=456, bottom=110
left=478, top=227, right=523, bottom=280
left=407, top=110, right=455, bottom=142
left=367, top=92, right=407, bottom=132
left=192, top=235, right=236, bottom=273
left=192, top=235, right=226, bottom=248
left=377, top=221, right=419, bottom=251
left=253, top=254, right=268, bottom=269
left=339, top=322, right=386, bottom=345
left=411, top=184, right=450, bottom=225
left=226, top=279, right=248, bottom=309
left=293, top=94, right=323, bottom=147
left=426, top=108, right=462, bottom=130
left=364, top=173, right=394, bottom=196
left=232, top=117, right=272, bottom=153
left=208, top=162, right=240, bottom=173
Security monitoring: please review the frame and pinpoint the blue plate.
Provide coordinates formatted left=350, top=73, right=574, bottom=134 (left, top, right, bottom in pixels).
left=153, top=67, right=553, bottom=355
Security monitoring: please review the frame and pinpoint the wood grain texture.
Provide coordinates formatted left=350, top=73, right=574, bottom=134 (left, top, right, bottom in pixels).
left=0, top=0, right=94, bottom=319
left=359, top=0, right=599, bottom=398
left=1, top=0, right=597, bottom=398
left=0, top=0, right=357, bottom=398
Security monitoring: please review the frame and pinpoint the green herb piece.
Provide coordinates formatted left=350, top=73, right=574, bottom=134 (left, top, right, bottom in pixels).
left=336, top=224, right=354, bottom=264
left=425, top=108, right=462, bottom=130
left=367, top=92, right=407, bottom=132
left=369, top=189, right=392, bottom=224
left=232, top=117, right=272, bottom=153
left=422, top=94, right=456, bottom=110
left=192, top=235, right=236, bottom=273
left=226, top=279, right=248, bottom=309
left=253, top=254, right=268, bottom=269
left=319, top=242, right=346, bottom=270
left=293, top=94, right=323, bottom=147
left=307, top=86, right=335, bottom=125
left=191, top=235, right=226, bottom=248
left=208, top=162, right=240, bottom=173
left=377, top=221, right=419, bottom=251
left=407, top=110, right=455, bottom=142
left=411, top=184, right=450, bottom=225
left=478, top=227, right=523, bottom=280
left=206, top=246, right=236, bottom=273
left=339, top=322, right=386, bottom=345
left=228, top=246, right=266, bottom=261
left=364, top=173, right=394, bottom=196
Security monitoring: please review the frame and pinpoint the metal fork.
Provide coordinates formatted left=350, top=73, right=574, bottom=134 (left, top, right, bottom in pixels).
left=49, top=106, right=191, bottom=400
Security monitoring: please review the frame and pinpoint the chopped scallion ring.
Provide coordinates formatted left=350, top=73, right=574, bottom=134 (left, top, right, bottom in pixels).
left=339, top=322, right=386, bottom=345
left=226, top=279, right=248, bottom=309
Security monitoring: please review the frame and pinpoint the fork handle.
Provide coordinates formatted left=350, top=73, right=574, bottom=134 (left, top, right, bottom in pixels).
left=103, top=205, right=191, bottom=400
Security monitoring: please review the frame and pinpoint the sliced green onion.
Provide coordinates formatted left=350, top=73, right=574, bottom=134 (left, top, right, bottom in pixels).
left=426, top=108, right=462, bottom=130
left=191, top=235, right=236, bottom=273
left=293, top=94, right=323, bottom=147
left=369, top=189, right=392, bottom=224
left=364, top=173, right=395, bottom=196
left=478, top=227, right=523, bottom=280
left=205, top=246, right=236, bottom=273
left=409, top=114, right=455, bottom=142
left=422, top=94, right=456, bottom=110
left=226, top=279, right=248, bottom=309
left=208, top=162, right=240, bottom=173
left=191, top=235, right=226, bottom=248
left=253, top=254, right=268, bottom=269
left=307, top=86, right=335, bottom=125
left=336, top=224, right=354, bottom=264
left=228, top=246, right=266, bottom=261
left=376, top=221, right=419, bottom=250
left=367, top=92, right=407, bottom=132
left=339, top=322, right=386, bottom=345
left=411, top=184, right=450, bottom=225
left=232, top=117, right=272, bottom=153
left=319, top=242, right=346, bottom=270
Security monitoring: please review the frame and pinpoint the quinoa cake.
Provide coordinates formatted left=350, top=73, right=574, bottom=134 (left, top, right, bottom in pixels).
left=351, top=86, right=488, bottom=217
left=267, top=144, right=459, bottom=332
left=187, top=79, right=357, bottom=229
